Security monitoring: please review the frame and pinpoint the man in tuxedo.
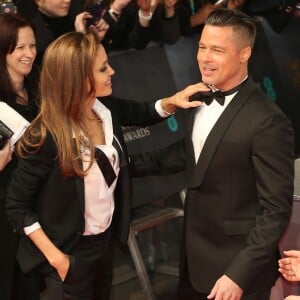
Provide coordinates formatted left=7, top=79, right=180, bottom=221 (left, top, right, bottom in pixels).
left=172, top=8, right=295, bottom=300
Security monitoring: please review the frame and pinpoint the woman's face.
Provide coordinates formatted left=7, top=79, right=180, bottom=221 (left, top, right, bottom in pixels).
left=6, top=26, right=36, bottom=82
left=35, top=0, right=71, bottom=17
left=92, top=44, right=115, bottom=98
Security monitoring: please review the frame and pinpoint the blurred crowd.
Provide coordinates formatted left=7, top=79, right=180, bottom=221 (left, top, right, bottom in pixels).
left=9, top=0, right=300, bottom=56
left=0, top=1, right=299, bottom=300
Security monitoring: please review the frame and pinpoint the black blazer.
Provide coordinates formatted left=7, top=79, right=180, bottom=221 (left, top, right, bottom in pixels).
left=6, top=96, right=164, bottom=274
left=183, top=77, right=295, bottom=294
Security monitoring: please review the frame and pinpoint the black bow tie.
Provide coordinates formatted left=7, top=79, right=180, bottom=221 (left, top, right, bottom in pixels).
left=95, top=147, right=117, bottom=187
left=199, top=90, right=227, bottom=106
left=189, top=80, right=246, bottom=106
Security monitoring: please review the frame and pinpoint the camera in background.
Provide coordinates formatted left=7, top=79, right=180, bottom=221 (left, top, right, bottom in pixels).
left=0, top=120, right=13, bottom=150
left=85, top=0, right=105, bottom=27
left=0, top=0, right=14, bottom=14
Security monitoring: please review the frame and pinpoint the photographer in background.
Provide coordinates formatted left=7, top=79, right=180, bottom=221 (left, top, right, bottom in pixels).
left=133, top=0, right=180, bottom=48
left=177, top=0, right=246, bottom=36
left=243, top=0, right=297, bottom=32
left=83, top=0, right=180, bottom=51
left=25, top=0, right=109, bottom=66
left=12, top=0, right=36, bottom=17
left=176, top=0, right=297, bottom=37
left=15, top=0, right=180, bottom=52
left=1, top=0, right=18, bottom=14
left=177, top=0, right=224, bottom=36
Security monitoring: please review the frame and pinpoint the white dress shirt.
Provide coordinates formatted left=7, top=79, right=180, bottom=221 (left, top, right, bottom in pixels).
left=24, top=99, right=120, bottom=236
left=24, top=99, right=167, bottom=236
left=192, top=93, right=237, bottom=163
left=82, top=100, right=120, bottom=235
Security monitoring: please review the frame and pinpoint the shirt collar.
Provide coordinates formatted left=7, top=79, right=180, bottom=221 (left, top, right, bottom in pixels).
left=92, top=98, right=113, bottom=146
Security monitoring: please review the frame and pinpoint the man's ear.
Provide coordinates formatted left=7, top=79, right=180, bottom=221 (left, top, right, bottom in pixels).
left=240, top=46, right=251, bottom=63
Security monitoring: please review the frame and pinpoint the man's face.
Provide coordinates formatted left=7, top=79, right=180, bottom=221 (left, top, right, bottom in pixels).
left=197, top=24, right=250, bottom=91
left=35, top=0, right=71, bottom=17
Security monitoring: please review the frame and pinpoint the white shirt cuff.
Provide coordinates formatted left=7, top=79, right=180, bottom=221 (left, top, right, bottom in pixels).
left=155, top=99, right=173, bottom=117
left=24, top=222, right=41, bottom=235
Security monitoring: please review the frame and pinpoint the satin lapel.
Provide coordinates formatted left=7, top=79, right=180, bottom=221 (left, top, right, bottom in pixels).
left=188, top=78, right=257, bottom=188
left=111, top=117, right=128, bottom=168
left=73, top=121, right=126, bottom=214
left=74, top=176, right=85, bottom=213
left=185, top=108, right=198, bottom=172
left=71, top=139, right=85, bottom=213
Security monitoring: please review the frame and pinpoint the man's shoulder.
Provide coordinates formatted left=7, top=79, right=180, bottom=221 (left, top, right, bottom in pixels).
left=244, top=82, right=287, bottom=117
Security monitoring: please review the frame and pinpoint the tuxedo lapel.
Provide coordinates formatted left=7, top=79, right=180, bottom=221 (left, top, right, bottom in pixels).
left=188, top=78, right=258, bottom=188
left=73, top=122, right=127, bottom=214
left=70, top=138, right=85, bottom=213
left=186, top=108, right=198, bottom=171
left=74, top=176, right=85, bottom=212
left=111, top=117, right=128, bottom=168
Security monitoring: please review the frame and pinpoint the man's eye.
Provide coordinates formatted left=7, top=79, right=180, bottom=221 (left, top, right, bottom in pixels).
left=214, top=48, right=223, bottom=53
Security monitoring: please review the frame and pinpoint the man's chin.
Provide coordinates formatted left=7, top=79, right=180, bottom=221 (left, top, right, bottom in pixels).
left=202, top=79, right=216, bottom=88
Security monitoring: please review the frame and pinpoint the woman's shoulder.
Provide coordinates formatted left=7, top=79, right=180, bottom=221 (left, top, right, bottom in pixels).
left=23, top=124, right=57, bottom=158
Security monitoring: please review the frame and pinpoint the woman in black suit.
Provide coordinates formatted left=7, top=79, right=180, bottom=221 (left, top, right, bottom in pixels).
left=0, top=13, right=39, bottom=300
left=5, top=31, right=201, bottom=300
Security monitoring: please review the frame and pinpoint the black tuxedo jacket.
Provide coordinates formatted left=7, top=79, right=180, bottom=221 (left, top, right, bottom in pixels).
left=183, top=77, right=295, bottom=294
left=6, top=96, right=163, bottom=274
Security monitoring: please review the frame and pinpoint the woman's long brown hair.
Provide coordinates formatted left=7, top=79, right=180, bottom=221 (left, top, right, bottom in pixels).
left=18, top=31, right=100, bottom=177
